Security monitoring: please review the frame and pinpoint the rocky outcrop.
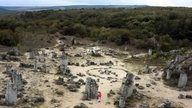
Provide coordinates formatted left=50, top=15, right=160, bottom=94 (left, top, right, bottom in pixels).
left=7, top=47, right=21, bottom=56
left=163, top=52, right=192, bottom=88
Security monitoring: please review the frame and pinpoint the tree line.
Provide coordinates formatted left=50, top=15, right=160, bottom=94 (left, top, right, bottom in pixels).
left=0, top=7, right=191, bottom=51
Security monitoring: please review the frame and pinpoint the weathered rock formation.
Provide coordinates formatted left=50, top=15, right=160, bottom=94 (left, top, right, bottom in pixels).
left=58, top=59, right=70, bottom=75
left=117, top=73, right=134, bottom=108
left=7, top=47, right=21, bottom=56
left=29, top=51, right=35, bottom=59
left=5, top=83, right=17, bottom=105
left=163, top=52, right=192, bottom=88
left=120, top=73, right=134, bottom=98
left=34, top=60, right=38, bottom=72
left=11, top=71, right=23, bottom=90
left=82, top=77, right=98, bottom=100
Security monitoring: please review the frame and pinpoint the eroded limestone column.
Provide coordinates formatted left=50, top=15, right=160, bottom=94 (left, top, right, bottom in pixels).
left=178, top=72, right=188, bottom=88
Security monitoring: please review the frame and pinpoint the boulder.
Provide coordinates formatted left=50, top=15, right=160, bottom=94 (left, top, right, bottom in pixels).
left=139, top=102, right=150, bottom=108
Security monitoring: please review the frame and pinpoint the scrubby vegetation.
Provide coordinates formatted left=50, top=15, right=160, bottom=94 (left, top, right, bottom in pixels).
left=0, top=7, right=192, bottom=51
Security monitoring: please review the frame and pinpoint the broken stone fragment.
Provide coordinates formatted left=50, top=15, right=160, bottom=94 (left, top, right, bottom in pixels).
left=74, top=103, right=88, bottom=108
left=31, top=96, right=45, bottom=104
left=55, top=77, right=64, bottom=85
left=139, top=102, right=150, bottom=108
left=178, top=94, right=185, bottom=99
left=19, top=62, right=33, bottom=68
left=157, top=100, right=171, bottom=108
left=67, top=84, right=78, bottom=92
left=7, top=47, right=21, bottom=56
left=119, top=97, right=126, bottom=108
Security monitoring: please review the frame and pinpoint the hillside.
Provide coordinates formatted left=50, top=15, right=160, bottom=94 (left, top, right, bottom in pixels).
left=0, top=5, right=147, bottom=12
left=0, top=8, right=13, bottom=14
left=0, top=7, right=191, bottom=52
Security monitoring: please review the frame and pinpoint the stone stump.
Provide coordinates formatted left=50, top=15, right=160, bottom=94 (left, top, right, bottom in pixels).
left=39, top=52, right=45, bottom=62
left=5, top=64, right=12, bottom=74
left=119, top=97, right=126, bottom=108
left=29, top=51, right=35, bottom=59
left=41, top=64, right=47, bottom=72
left=145, top=64, right=150, bottom=73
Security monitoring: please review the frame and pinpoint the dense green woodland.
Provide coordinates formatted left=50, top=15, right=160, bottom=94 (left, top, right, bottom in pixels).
left=0, top=7, right=192, bottom=51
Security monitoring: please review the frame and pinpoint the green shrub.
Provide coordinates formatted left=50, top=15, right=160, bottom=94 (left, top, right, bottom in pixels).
left=0, top=29, right=19, bottom=46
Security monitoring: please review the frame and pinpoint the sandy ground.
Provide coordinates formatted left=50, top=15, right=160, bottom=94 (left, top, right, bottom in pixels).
left=0, top=38, right=191, bottom=108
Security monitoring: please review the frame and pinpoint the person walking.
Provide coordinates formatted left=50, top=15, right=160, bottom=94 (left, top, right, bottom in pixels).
left=97, top=92, right=102, bottom=102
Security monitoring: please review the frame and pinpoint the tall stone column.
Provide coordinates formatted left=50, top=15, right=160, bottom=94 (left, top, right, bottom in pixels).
left=83, top=77, right=98, bottom=100
left=5, top=83, right=17, bottom=105
left=178, top=72, right=188, bottom=88
left=34, top=60, right=38, bottom=72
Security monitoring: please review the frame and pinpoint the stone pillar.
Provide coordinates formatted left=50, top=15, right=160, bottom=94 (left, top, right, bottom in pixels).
left=145, top=64, right=150, bottom=73
left=148, top=49, right=152, bottom=56
left=34, top=60, right=38, bottom=72
left=39, top=51, right=45, bottom=62
left=166, top=69, right=172, bottom=80
left=5, top=83, right=17, bottom=105
left=175, top=55, right=184, bottom=63
left=178, top=72, right=188, bottom=88
left=120, top=73, right=134, bottom=98
left=42, top=64, right=47, bottom=72
left=83, top=77, right=98, bottom=100
left=71, top=38, right=77, bottom=45
left=52, top=52, right=57, bottom=58
left=12, top=71, right=23, bottom=90
left=119, top=97, right=126, bottom=108
left=189, top=66, right=192, bottom=71
left=5, top=64, right=12, bottom=74
left=59, top=65, right=66, bottom=75
left=29, top=51, right=35, bottom=59
left=42, top=50, right=46, bottom=56
left=59, top=59, right=68, bottom=75
left=61, top=59, right=68, bottom=67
